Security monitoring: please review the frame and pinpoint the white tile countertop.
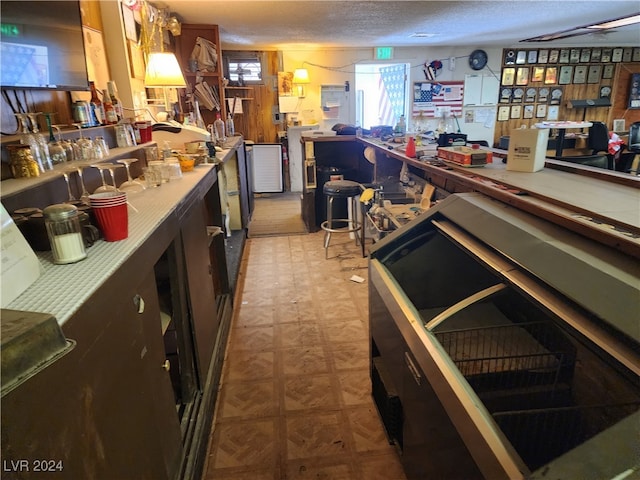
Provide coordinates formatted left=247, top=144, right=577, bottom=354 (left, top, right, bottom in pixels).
left=4, top=149, right=233, bottom=326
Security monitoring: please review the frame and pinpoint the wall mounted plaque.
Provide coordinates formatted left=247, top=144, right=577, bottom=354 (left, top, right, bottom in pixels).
left=550, top=87, right=563, bottom=105
left=525, top=87, right=537, bottom=103
left=601, top=48, right=612, bottom=63
left=523, top=105, right=535, bottom=119
left=569, top=49, right=581, bottom=63
left=559, top=49, right=570, bottom=63
left=527, top=50, right=538, bottom=64
left=548, top=50, right=559, bottom=63
left=587, top=65, right=602, bottom=84
left=544, top=67, right=557, bottom=85
left=512, top=87, right=524, bottom=103
left=516, top=50, right=527, bottom=64
left=497, top=105, right=510, bottom=121
left=504, top=49, right=516, bottom=65
left=538, top=87, right=550, bottom=102
left=633, top=48, right=640, bottom=62
left=591, top=48, right=602, bottom=62
left=580, top=49, right=592, bottom=63
left=536, top=104, right=547, bottom=118
left=516, top=67, right=529, bottom=85
left=532, top=67, right=545, bottom=82
left=538, top=49, right=549, bottom=64
left=558, top=66, right=573, bottom=85
left=603, top=64, right=615, bottom=79
left=573, top=66, right=587, bottom=84
left=622, top=48, right=632, bottom=62
left=502, top=67, right=515, bottom=85
left=510, top=105, right=522, bottom=119
left=612, top=48, right=623, bottom=62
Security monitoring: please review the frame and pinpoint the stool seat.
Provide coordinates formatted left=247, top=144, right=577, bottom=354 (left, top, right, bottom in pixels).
left=323, top=180, right=361, bottom=197
left=321, top=180, right=365, bottom=259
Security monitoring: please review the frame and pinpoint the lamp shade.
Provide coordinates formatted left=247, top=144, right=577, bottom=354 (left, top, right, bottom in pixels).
left=292, top=68, right=310, bottom=84
left=144, top=52, right=187, bottom=87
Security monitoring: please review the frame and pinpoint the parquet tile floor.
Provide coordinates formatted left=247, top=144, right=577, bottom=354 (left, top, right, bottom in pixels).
left=201, top=232, right=406, bottom=480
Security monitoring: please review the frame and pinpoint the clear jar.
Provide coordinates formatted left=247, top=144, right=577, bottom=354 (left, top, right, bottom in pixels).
left=43, top=204, right=87, bottom=264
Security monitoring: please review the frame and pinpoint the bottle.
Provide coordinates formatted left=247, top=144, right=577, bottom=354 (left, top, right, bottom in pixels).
left=89, top=81, right=104, bottom=126
left=213, top=113, right=225, bottom=144
left=43, top=204, right=87, bottom=264
left=225, top=113, right=235, bottom=137
left=405, top=136, right=416, bottom=158
left=395, top=115, right=406, bottom=135
left=107, top=81, right=123, bottom=121
left=102, top=89, right=118, bottom=125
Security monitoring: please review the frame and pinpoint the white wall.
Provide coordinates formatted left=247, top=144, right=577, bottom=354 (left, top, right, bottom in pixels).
left=282, top=46, right=503, bottom=145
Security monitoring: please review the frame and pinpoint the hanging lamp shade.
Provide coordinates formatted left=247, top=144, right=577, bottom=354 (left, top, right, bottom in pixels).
left=292, top=68, right=310, bottom=84
left=144, top=52, right=187, bottom=87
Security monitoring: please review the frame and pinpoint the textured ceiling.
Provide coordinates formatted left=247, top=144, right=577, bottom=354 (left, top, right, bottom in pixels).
left=163, top=1, right=640, bottom=49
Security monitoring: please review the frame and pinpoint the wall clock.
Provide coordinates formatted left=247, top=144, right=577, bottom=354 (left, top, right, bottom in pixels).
left=469, top=50, right=488, bottom=70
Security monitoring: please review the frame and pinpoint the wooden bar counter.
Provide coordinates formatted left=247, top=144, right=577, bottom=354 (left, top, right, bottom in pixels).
left=358, top=137, right=640, bottom=258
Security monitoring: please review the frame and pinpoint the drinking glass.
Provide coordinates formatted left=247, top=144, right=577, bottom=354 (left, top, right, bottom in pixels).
left=44, top=113, right=67, bottom=165
left=53, top=125, right=75, bottom=161
left=62, top=169, right=77, bottom=202
left=27, top=112, right=53, bottom=170
left=106, top=164, right=125, bottom=191
left=75, top=165, right=91, bottom=205
left=92, top=164, right=117, bottom=193
left=116, top=158, right=145, bottom=193
left=73, top=124, right=94, bottom=162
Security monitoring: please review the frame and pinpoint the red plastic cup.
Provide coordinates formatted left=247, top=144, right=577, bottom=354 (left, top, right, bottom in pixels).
left=92, top=202, right=128, bottom=241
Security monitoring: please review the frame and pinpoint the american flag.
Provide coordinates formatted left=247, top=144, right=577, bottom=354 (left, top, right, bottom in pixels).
left=412, top=81, right=464, bottom=118
left=378, top=64, right=406, bottom=126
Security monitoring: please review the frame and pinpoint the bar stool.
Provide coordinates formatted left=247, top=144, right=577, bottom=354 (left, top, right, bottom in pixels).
left=321, top=180, right=364, bottom=259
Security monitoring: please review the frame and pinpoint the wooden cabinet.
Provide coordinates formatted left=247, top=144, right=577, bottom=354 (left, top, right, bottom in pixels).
left=176, top=24, right=226, bottom=126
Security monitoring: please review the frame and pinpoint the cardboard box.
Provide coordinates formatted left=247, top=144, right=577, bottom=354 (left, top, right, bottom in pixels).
left=437, top=146, right=492, bottom=166
left=507, top=128, right=550, bottom=172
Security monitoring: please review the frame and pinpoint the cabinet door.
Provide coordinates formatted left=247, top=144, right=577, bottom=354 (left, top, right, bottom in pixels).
left=0, top=271, right=182, bottom=480
left=181, top=201, right=219, bottom=380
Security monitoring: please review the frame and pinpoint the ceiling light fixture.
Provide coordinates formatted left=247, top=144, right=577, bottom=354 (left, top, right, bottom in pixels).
left=410, top=33, right=437, bottom=38
left=520, top=12, right=640, bottom=42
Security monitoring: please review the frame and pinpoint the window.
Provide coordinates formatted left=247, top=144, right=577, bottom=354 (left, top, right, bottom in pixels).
left=224, top=51, right=263, bottom=85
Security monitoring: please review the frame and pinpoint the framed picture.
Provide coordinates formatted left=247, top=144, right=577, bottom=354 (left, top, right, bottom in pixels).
left=591, top=48, right=602, bottom=62
left=569, top=49, right=581, bottom=63
left=532, top=67, right=545, bottom=82
left=538, top=49, right=549, bottom=64
left=502, top=67, right=516, bottom=85
left=516, top=50, right=527, bottom=64
left=613, top=119, right=626, bottom=132
left=516, top=67, right=529, bottom=85
left=544, top=67, right=557, bottom=85
left=558, top=66, right=573, bottom=85
left=527, top=50, right=538, bottom=64
left=127, top=40, right=145, bottom=80
left=559, top=49, right=570, bottom=63
left=536, top=104, right=547, bottom=118
left=510, top=105, right=522, bottom=119
left=587, top=65, right=602, bottom=84
left=580, top=48, right=591, bottom=63
left=547, top=105, right=559, bottom=121
left=602, top=64, right=615, bottom=79
left=548, top=49, right=560, bottom=63
left=573, top=65, right=587, bottom=84
left=497, top=105, right=510, bottom=121
left=523, top=104, right=535, bottom=119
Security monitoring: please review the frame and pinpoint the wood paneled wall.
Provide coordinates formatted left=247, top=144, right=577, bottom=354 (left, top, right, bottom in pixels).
left=493, top=47, right=640, bottom=145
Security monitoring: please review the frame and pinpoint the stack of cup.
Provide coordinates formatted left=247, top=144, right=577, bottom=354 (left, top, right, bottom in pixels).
left=88, top=191, right=129, bottom=242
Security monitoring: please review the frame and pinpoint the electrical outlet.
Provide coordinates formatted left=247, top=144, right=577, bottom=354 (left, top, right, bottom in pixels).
left=449, top=57, right=456, bottom=71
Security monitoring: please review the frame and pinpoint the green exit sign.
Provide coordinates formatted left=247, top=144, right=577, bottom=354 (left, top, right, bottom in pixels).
left=375, top=47, right=394, bottom=60
left=1, top=23, right=20, bottom=37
